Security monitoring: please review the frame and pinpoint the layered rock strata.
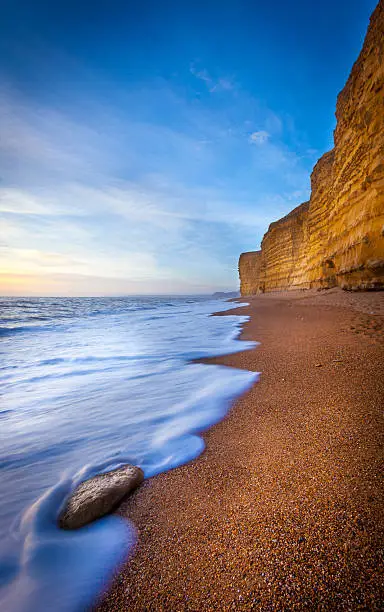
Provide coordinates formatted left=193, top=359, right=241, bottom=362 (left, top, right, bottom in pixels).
left=239, top=0, right=384, bottom=295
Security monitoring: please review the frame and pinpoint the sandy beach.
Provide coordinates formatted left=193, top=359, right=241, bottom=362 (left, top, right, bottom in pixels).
left=97, top=288, right=383, bottom=611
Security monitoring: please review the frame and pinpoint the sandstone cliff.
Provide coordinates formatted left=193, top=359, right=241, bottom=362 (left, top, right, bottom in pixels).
left=239, top=0, right=384, bottom=295
left=239, top=251, right=262, bottom=295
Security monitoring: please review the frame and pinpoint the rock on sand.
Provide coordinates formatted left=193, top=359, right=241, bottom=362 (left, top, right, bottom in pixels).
left=58, top=465, right=144, bottom=530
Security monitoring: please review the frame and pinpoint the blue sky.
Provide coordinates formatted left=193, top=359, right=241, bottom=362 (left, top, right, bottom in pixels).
left=0, top=0, right=377, bottom=295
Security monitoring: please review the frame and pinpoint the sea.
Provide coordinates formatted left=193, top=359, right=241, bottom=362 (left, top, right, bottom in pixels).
left=0, top=295, right=258, bottom=611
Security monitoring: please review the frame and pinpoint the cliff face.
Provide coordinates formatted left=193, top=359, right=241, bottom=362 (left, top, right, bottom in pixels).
left=239, top=0, right=384, bottom=295
left=259, top=202, right=310, bottom=292
left=239, top=251, right=262, bottom=295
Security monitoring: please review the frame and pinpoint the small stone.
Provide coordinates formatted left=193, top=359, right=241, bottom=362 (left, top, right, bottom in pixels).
left=58, top=464, right=144, bottom=530
left=315, top=363, right=322, bottom=367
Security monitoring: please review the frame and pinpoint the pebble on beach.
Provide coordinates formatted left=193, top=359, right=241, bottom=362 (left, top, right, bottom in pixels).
left=58, top=465, right=144, bottom=530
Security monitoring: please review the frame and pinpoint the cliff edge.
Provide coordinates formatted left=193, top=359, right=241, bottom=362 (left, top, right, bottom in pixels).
left=239, top=0, right=384, bottom=295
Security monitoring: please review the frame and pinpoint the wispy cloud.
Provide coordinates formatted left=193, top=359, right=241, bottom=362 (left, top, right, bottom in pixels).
left=190, top=63, right=235, bottom=93
left=249, top=130, right=270, bottom=144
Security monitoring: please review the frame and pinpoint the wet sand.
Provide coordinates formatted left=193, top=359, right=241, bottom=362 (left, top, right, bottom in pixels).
left=97, top=288, right=383, bottom=610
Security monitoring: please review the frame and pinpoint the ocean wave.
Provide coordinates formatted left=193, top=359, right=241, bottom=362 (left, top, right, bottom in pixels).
left=0, top=325, right=54, bottom=337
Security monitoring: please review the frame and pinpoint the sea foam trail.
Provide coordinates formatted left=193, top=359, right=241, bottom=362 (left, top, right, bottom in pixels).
left=0, top=296, right=258, bottom=611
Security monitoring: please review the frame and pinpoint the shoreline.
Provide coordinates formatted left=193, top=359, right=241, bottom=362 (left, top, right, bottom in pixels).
left=97, top=288, right=383, bottom=610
